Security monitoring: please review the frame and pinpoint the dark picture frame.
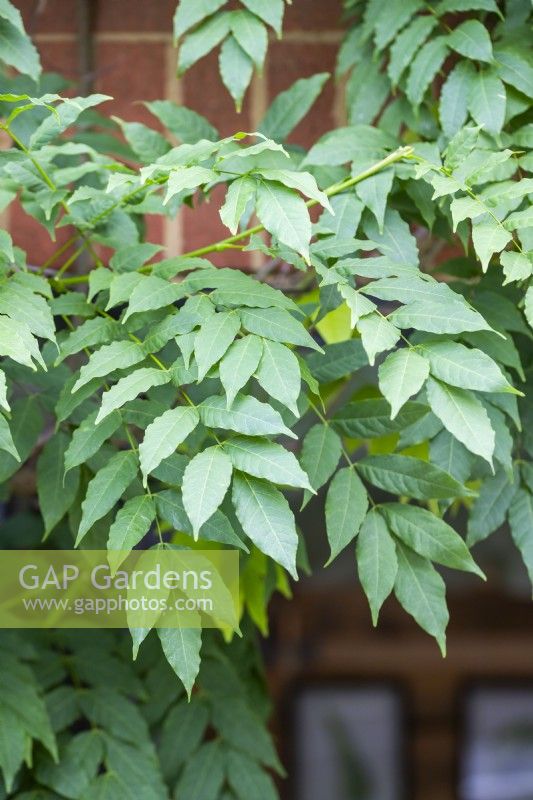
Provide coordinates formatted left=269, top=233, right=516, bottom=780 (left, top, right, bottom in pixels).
left=459, top=681, right=533, bottom=800
left=287, top=680, right=409, bottom=800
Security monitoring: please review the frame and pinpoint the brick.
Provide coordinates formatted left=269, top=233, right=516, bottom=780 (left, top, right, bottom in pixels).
left=283, top=0, right=344, bottom=31
left=267, top=41, right=338, bottom=148
left=92, top=42, right=166, bottom=124
left=182, top=49, right=251, bottom=137
left=9, top=201, right=75, bottom=269
left=16, top=0, right=78, bottom=35
left=181, top=185, right=251, bottom=268
left=94, top=0, right=175, bottom=32
left=34, top=38, right=78, bottom=84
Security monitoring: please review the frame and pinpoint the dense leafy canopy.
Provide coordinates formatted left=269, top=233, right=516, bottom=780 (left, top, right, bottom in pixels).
left=0, top=0, right=532, bottom=795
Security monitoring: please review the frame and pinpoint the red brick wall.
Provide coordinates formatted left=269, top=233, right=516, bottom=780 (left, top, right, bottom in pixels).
left=5, top=0, right=345, bottom=268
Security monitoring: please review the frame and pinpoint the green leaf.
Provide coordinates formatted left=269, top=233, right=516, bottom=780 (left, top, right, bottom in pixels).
left=325, top=467, right=368, bottom=564
left=429, top=429, right=475, bottom=484
left=219, top=334, right=263, bottom=408
left=437, top=0, right=500, bottom=12
left=156, top=489, right=246, bottom=549
left=0, top=396, right=42, bottom=483
left=388, top=16, right=437, bottom=85
left=445, top=124, right=480, bottom=170
left=174, top=0, right=226, bottom=39
left=157, top=627, right=202, bottom=699
left=421, top=340, right=515, bottom=393
left=472, top=219, right=513, bottom=271
left=406, top=36, right=449, bottom=106
left=114, top=119, right=170, bottom=164
left=463, top=330, right=524, bottom=381
left=109, top=242, right=163, bottom=273
left=107, top=495, right=156, bottom=572
left=356, top=509, right=398, bottom=625
left=240, top=307, right=321, bottom=351
left=232, top=472, right=298, bottom=578
left=175, top=332, right=195, bottom=369
left=182, top=446, right=233, bottom=537
left=240, top=0, right=284, bottom=36
left=382, top=503, right=483, bottom=577
left=373, top=0, right=423, bottom=50
left=259, top=73, right=329, bottom=141
left=219, top=35, right=253, bottom=111
left=96, top=367, right=171, bottom=424
left=447, top=19, right=493, bottom=63
left=426, top=377, right=495, bottom=465
left=300, top=424, right=341, bottom=504
left=494, top=47, right=533, bottom=98
left=391, top=298, right=493, bottom=334
left=304, top=124, right=395, bottom=167
left=199, top=394, right=296, bottom=438
left=175, top=740, right=225, bottom=799
left=226, top=748, right=278, bottom=800
left=139, top=406, right=199, bottom=485
left=35, top=731, right=103, bottom=798
left=316, top=194, right=363, bottom=239
left=467, top=467, right=516, bottom=546
left=356, top=454, right=469, bottom=499
left=178, top=12, right=231, bottom=73
left=439, top=61, right=476, bottom=138
left=509, top=489, right=533, bottom=592
left=146, top=100, right=218, bottom=143
left=223, top=436, right=312, bottom=490
left=357, top=312, right=401, bottom=366
left=256, top=181, right=312, bottom=262
left=255, top=339, right=301, bottom=416
left=72, top=341, right=146, bottom=393
left=37, top=431, right=79, bottom=537
left=64, top=410, right=122, bottom=474
left=123, top=275, right=185, bottom=319
left=0, top=368, right=9, bottom=412
left=505, top=208, right=533, bottom=232
left=230, top=9, right=268, bottom=68
left=30, top=95, right=110, bottom=149
left=56, top=318, right=121, bottom=364
left=306, top=339, right=368, bottom=382
left=259, top=169, right=332, bottom=212
left=77, top=451, right=138, bottom=545
left=525, top=286, right=533, bottom=331
left=164, top=165, right=218, bottom=204
left=205, top=268, right=297, bottom=311
left=365, top=208, right=419, bottom=265
left=0, top=705, right=26, bottom=792
left=79, top=772, right=132, bottom=799
left=333, top=399, right=427, bottom=438
left=469, top=69, right=506, bottom=134
left=0, top=16, right=40, bottom=80
left=220, top=176, right=257, bottom=234
left=378, top=349, right=430, bottom=419
left=450, top=196, right=485, bottom=230
left=339, top=285, right=376, bottom=326
left=0, top=412, right=18, bottom=460
left=0, top=0, right=25, bottom=32
left=158, top=699, right=210, bottom=783
left=195, top=310, right=241, bottom=381
left=394, top=542, right=448, bottom=655
left=347, top=58, right=390, bottom=125
left=355, top=168, right=394, bottom=232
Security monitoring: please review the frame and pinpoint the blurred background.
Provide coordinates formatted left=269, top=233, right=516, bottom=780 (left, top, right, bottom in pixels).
left=5, top=2, right=533, bottom=799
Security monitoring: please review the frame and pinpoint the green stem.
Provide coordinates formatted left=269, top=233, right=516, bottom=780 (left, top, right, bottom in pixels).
left=40, top=234, right=79, bottom=273
left=2, top=123, right=104, bottom=268
left=177, top=146, right=414, bottom=261
left=54, top=145, right=413, bottom=287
